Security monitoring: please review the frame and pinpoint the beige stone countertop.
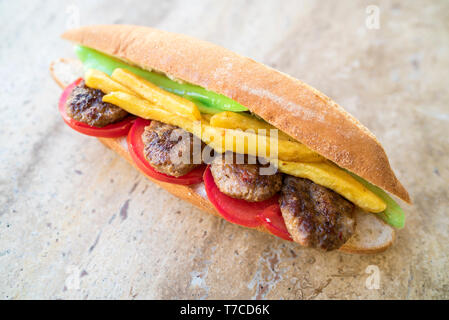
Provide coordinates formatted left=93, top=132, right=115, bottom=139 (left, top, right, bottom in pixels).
left=0, top=0, right=448, bottom=299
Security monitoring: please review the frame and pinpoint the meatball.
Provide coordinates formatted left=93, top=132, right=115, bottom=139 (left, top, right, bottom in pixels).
left=66, top=81, right=128, bottom=127
left=142, top=121, right=203, bottom=177
left=210, top=154, right=282, bottom=202
left=279, top=176, right=355, bottom=251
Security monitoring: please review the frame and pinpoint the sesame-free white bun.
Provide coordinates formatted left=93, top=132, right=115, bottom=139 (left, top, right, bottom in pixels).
left=50, top=57, right=396, bottom=253
left=62, top=25, right=410, bottom=203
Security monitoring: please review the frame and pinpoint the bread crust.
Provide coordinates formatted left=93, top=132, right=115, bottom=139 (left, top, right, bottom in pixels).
left=50, top=56, right=396, bottom=254
left=62, top=25, right=410, bottom=203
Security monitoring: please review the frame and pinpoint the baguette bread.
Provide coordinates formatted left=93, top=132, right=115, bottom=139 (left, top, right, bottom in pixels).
left=50, top=57, right=395, bottom=253
left=62, top=25, right=410, bottom=204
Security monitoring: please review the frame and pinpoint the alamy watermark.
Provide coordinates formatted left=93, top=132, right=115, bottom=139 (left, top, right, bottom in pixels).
left=65, top=265, right=80, bottom=290
left=365, top=265, right=380, bottom=290
left=365, top=5, right=380, bottom=30
left=65, top=4, right=80, bottom=30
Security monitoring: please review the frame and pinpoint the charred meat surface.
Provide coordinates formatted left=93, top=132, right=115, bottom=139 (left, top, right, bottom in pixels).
left=280, top=176, right=355, bottom=251
left=142, top=120, right=203, bottom=177
left=66, top=81, right=128, bottom=127
left=210, top=154, right=282, bottom=202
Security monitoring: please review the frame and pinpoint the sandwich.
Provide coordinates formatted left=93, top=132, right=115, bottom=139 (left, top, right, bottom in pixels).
left=50, top=25, right=411, bottom=253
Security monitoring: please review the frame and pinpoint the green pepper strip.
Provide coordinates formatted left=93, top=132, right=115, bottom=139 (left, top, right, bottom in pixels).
left=182, top=95, right=223, bottom=114
left=348, top=172, right=405, bottom=229
left=75, top=46, right=248, bottom=113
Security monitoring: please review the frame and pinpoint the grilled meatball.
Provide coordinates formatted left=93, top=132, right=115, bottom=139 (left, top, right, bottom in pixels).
left=66, top=81, right=128, bottom=127
left=210, top=154, right=282, bottom=202
left=279, top=176, right=355, bottom=251
left=142, top=121, right=203, bottom=177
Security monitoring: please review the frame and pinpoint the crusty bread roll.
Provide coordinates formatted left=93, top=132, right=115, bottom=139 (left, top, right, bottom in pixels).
left=50, top=57, right=395, bottom=254
left=62, top=25, right=410, bottom=204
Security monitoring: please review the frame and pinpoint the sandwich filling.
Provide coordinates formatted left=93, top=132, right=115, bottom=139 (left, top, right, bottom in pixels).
left=63, top=80, right=355, bottom=250
left=59, top=45, right=406, bottom=250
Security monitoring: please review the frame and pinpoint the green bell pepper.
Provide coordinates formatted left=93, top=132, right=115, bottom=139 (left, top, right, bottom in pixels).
left=348, top=172, right=406, bottom=229
left=75, top=45, right=248, bottom=113
left=182, top=95, right=223, bottom=114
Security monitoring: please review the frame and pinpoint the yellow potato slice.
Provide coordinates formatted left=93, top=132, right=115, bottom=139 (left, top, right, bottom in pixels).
left=201, top=126, right=324, bottom=162
left=111, top=68, right=201, bottom=121
left=276, top=160, right=387, bottom=213
left=210, top=111, right=294, bottom=141
left=210, top=111, right=323, bottom=161
left=102, top=92, right=195, bottom=132
left=84, top=69, right=135, bottom=95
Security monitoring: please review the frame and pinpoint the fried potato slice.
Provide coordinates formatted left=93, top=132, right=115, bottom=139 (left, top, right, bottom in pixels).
left=111, top=68, right=201, bottom=121
left=84, top=69, right=135, bottom=95
left=102, top=92, right=195, bottom=132
left=201, top=126, right=324, bottom=162
left=210, top=111, right=294, bottom=141
left=210, top=111, right=323, bottom=161
left=276, top=160, right=387, bottom=213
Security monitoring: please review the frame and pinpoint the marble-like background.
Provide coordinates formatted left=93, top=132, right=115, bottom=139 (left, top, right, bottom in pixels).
left=0, top=0, right=448, bottom=299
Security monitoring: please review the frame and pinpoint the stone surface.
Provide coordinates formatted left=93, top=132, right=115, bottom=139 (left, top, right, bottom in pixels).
left=0, top=0, right=448, bottom=299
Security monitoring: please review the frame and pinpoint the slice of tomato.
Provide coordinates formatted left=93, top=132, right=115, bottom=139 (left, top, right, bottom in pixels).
left=58, top=78, right=135, bottom=137
left=203, top=165, right=280, bottom=228
left=127, top=117, right=205, bottom=185
left=204, top=166, right=293, bottom=240
left=258, top=205, right=293, bottom=241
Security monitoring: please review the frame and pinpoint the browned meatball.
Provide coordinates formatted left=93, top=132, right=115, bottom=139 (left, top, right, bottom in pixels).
left=279, top=176, right=355, bottom=251
left=142, top=121, right=203, bottom=177
left=66, top=81, right=128, bottom=127
left=210, top=154, right=282, bottom=202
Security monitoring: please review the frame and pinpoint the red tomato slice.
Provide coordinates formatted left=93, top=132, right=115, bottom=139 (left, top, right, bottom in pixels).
left=258, top=205, right=293, bottom=241
left=127, top=117, right=205, bottom=185
left=58, top=78, right=135, bottom=138
left=203, top=166, right=279, bottom=228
